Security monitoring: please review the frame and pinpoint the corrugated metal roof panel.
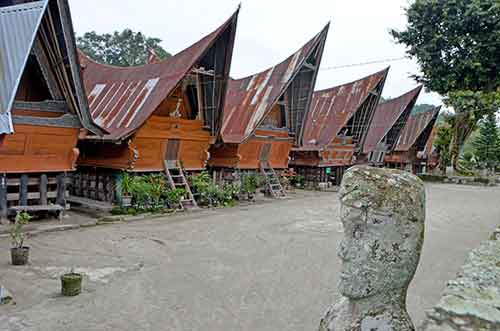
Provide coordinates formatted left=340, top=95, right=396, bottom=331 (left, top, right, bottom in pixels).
left=220, top=24, right=329, bottom=144
left=81, top=9, right=239, bottom=141
left=0, top=0, right=47, bottom=134
left=395, top=106, right=441, bottom=152
left=301, top=67, right=389, bottom=148
left=362, top=85, right=422, bottom=154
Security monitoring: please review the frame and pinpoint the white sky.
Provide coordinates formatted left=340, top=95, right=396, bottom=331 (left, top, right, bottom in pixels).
left=68, top=0, right=443, bottom=106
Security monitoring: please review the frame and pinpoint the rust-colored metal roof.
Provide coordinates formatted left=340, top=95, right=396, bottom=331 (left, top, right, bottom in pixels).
left=80, top=9, right=239, bottom=141
left=362, top=85, right=422, bottom=154
left=220, top=24, right=330, bottom=144
left=301, top=67, right=389, bottom=148
left=395, top=106, right=441, bottom=152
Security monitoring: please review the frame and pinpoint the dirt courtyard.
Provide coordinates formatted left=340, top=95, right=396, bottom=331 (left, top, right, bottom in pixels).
left=1, top=183, right=499, bottom=331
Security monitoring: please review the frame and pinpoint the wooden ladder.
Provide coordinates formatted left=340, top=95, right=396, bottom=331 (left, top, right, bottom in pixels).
left=259, top=161, right=286, bottom=198
left=164, top=160, right=198, bottom=210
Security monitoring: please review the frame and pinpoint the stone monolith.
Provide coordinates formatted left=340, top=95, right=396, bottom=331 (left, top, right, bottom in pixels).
left=319, top=165, right=426, bottom=331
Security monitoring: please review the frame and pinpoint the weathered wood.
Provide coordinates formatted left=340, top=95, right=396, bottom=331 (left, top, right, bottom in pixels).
left=40, top=174, right=48, bottom=205
left=12, top=113, right=82, bottom=128
left=0, top=124, right=79, bottom=173
left=10, top=205, right=64, bottom=212
left=7, top=191, right=60, bottom=201
left=0, top=175, right=8, bottom=224
left=56, top=173, right=67, bottom=207
left=13, top=101, right=68, bottom=113
left=7, top=177, right=57, bottom=186
left=67, top=195, right=113, bottom=212
left=20, top=174, right=29, bottom=206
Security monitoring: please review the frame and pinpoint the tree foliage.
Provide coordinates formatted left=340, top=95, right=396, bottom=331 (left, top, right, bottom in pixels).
left=433, top=118, right=453, bottom=174
left=391, top=0, right=500, bottom=94
left=392, top=0, right=500, bottom=171
left=77, top=29, right=171, bottom=67
left=472, top=112, right=500, bottom=169
left=444, top=91, right=500, bottom=169
left=413, top=103, right=436, bottom=114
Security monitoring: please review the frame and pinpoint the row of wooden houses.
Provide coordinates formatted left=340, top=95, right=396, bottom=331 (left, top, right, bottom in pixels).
left=0, top=0, right=441, bottom=218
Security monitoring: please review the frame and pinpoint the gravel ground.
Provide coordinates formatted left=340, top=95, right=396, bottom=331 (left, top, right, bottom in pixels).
left=0, top=184, right=499, bottom=331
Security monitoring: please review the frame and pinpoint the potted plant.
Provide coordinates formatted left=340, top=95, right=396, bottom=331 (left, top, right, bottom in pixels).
left=10, top=212, right=32, bottom=266
left=241, top=174, right=258, bottom=200
left=165, top=187, right=186, bottom=210
left=120, top=172, right=134, bottom=207
left=61, top=269, right=83, bottom=296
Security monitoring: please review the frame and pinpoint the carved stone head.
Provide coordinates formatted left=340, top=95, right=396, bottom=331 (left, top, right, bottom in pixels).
left=338, top=166, right=426, bottom=299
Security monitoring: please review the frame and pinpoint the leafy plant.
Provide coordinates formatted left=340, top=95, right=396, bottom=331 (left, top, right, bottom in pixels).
left=240, top=174, right=258, bottom=199
left=190, top=172, right=236, bottom=207
left=120, top=172, right=134, bottom=196
left=290, top=174, right=305, bottom=187
left=164, top=188, right=186, bottom=209
left=10, top=212, right=31, bottom=248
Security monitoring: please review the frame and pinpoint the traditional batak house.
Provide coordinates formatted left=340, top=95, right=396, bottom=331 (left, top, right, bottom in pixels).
left=208, top=24, right=329, bottom=197
left=74, top=10, right=239, bottom=207
left=0, top=0, right=103, bottom=222
left=290, top=68, right=389, bottom=186
left=360, top=85, right=422, bottom=165
left=384, top=106, right=441, bottom=173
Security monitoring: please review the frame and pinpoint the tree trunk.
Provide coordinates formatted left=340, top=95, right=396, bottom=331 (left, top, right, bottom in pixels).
left=449, top=112, right=475, bottom=172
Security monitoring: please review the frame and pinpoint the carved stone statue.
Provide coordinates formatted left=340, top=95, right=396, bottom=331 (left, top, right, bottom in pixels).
left=319, top=165, right=426, bottom=331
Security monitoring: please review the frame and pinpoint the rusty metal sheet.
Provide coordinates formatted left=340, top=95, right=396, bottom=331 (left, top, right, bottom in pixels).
left=301, top=68, right=389, bottom=148
left=395, top=106, right=441, bottom=152
left=80, top=9, right=239, bottom=141
left=220, top=24, right=329, bottom=144
left=362, top=85, right=422, bottom=154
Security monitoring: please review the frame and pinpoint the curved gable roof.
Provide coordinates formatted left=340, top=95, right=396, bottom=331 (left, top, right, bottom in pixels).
left=0, top=0, right=102, bottom=135
left=81, top=9, right=239, bottom=141
left=302, top=67, right=389, bottom=148
left=363, top=85, right=422, bottom=154
left=395, top=106, right=441, bottom=152
left=220, top=24, right=330, bottom=144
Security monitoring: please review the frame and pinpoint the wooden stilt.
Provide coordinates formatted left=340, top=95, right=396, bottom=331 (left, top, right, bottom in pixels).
left=20, top=174, right=29, bottom=206
left=40, top=174, right=48, bottom=206
left=0, top=174, right=8, bottom=224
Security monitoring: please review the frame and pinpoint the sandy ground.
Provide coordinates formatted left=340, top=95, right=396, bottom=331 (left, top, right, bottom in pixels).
left=0, top=184, right=499, bottom=331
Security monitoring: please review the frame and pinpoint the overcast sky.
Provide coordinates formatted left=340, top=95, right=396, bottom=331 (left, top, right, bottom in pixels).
left=69, top=0, right=443, bottom=106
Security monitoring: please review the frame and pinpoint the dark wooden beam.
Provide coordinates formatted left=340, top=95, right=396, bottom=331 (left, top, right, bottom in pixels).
left=0, top=175, right=8, bottom=224
left=56, top=173, right=67, bottom=208
left=13, top=101, right=68, bottom=113
left=40, top=174, right=48, bottom=206
left=302, top=62, right=317, bottom=71
left=12, top=113, right=82, bottom=128
left=20, top=174, right=29, bottom=206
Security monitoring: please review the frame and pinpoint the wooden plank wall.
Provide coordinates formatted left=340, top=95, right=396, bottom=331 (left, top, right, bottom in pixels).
left=0, top=123, right=79, bottom=173
left=209, top=129, right=293, bottom=170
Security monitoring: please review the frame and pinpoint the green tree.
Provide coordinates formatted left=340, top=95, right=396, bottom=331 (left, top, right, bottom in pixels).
left=77, top=29, right=171, bottom=67
left=472, top=112, right=500, bottom=170
left=444, top=91, right=500, bottom=170
left=391, top=0, right=500, bottom=171
left=413, top=104, right=436, bottom=114
left=433, top=119, right=453, bottom=174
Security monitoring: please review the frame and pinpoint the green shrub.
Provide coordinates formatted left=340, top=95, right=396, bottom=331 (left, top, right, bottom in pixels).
left=240, top=174, right=258, bottom=199
left=190, top=171, right=237, bottom=207
left=290, top=174, right=305, bottom=187
left=164, top=187, right=186, bottom=208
